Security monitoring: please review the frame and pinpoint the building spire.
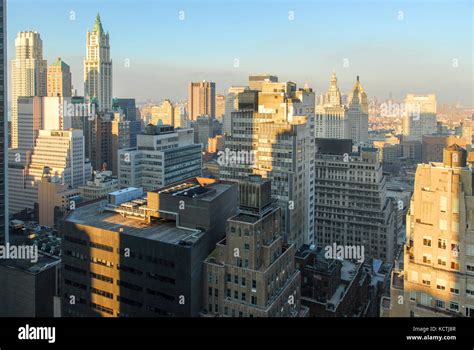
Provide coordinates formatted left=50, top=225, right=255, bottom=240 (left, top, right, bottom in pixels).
left=94, top=13, right=104, bottom=33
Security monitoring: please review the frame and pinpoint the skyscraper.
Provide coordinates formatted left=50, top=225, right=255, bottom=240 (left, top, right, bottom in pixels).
left=314, top=139, right=398, bottom=262
left=385, top=145, right=474, bottom=317
left=347, top=76, right=369, bottom=144
left=0, top=0, right=6, bottom=243
left=11, top=31, right=47, bottom=148
left=8, top=129, right=91, bottom=215
left=61, top=177, right=238, bottom=317
left=118, top=125, right=201, bottom=191
left=84, top=14, right=112, bottom=111
left=315, top=72, right=349, bottom=140
left=203, top=175, right=304, bottom=317
left=402, top=94, right=437, bottom=141
left=47, top=57, right=72, bottom=97
left=220, top=78, right=315, bottom=248
left=188, top=81, right=215, bottom=121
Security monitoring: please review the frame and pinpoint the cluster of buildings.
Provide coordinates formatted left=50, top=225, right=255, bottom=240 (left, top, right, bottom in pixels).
left=1, top=7, right=473, bottom=321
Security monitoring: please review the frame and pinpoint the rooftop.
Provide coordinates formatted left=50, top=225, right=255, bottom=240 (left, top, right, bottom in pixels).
left=0, top=253, right=60, bottom=275
left=66, top=200, right=202, bottom=246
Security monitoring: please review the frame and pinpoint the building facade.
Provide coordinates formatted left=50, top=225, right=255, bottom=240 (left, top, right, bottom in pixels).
left=84, top=14, right=112, bottom=111
left=203, top=176, right=304, bottom=317
left=47, top=57, right=72, bottom=97
left=188, top=81, right=215, bottom=121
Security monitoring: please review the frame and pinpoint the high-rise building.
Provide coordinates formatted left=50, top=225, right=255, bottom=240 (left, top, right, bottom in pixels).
left=202, top=175, right=305, bottom=317
left=222, top=86, right=249, bottom=135
left=173, top=102, right=187, bottom=128
left=347, top=76, right=369, bottom=144
left=314, top=139, right=398, bottom=262
left=112, top=98, right=140, bottom=148
left=384, top=145, right=474, bottom=317
left=248, top=74, right=278, bottom=91
left=11, top=31, right=47, bottom=148
left=8, top=129, right=91, bottom=215
left=0, top=0, right=6, bottom=243
left=402, top=94, right=437, bottom=141
left=150, top=99, right=174, bottom=126
left=215, top=94, right=226, bottom=120
left=84, top=14, right=112, bottom=111
left=47, top=57, right=72, bottom=97
left=60, top=177, right=238, bottom=317
left=220, top=78, right=315, bottom=248
left=188, top=81, right=215, bottom=121
left=315, top=72, right=349, bottom=139
left=118, top=124, right=201, bottom=191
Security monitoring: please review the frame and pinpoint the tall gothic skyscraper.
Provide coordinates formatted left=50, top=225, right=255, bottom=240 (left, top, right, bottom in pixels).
left=11, top=31, right=47, bottom=149
left=315, top=72, right=349, bottom=139
left=84, top=13, right=112, bottom=111
left=347, top=76, right=369, bottom=144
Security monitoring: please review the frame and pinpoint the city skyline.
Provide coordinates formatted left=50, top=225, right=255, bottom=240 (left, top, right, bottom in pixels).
left=7, top=0, right=473, bottom=106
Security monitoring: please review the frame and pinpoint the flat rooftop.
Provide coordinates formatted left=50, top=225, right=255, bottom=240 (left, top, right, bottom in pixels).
left=66, top=200, right=202, bottom=246
left=0, top=253, right=60, bottom=274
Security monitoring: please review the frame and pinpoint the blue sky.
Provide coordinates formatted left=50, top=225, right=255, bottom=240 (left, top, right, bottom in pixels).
left=8, top=0, right=474, bottom=105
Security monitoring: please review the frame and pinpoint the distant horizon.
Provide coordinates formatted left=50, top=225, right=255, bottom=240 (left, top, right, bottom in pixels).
left=7, top=0, right=474, bottom=106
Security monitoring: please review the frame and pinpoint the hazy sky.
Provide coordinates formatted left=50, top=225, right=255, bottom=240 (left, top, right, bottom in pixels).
left=8, top=0, right=474, bottom=105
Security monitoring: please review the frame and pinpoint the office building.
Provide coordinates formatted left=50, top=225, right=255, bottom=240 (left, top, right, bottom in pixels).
left=38, top=171, right=81, bottom=227
left=347, top=76, right=369, bottom=144
left=8, top=129, right=91, bottom=215
left=188, top=81, right=215, bottom=120
left=84, top=14, right=112, bottom=111
left=47, top=57, right=72, bottom=97
left=0, top=254, right=60, bottom=317
left=314, top=139, right=398, bottom=262
left=296, top=245, right=371, bottom=317
left=11, top=31, right=47, bottom=148
left=248, top=74, right=278, bottom=91
left=118, top=124, right=201, bottom=192
left=402, top=94, right=437, bottom=141
left=421, top=135, right=467, bottom=163
left=78, top=170, right=118, bottom=201
left=220, top=78, right=315, bottom=248
left=112, top=98, right=140, bottom=148
left=385, top=145, right=474, bottom=317
left=203, top=176, right=304, bottom=317
left=315, top=72, right=349, bottom=139
left=60, top=177, right=238, bottom=317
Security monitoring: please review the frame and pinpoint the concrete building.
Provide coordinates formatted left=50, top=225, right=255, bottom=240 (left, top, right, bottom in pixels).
left=8, top=129, right=91, bottom=215
left=347, top=76, right=369, bottom=144
left=118, top=124, right=201, bottom=192
left=112, top=98, right=140, bottom=148
left=60, top=177, right=238, bottom=317
left=173, top=103, right=187, bottom=128
left=248, top=74, right=278, bottom=91
left=402, top=94, right=437, bottom=141
left=188, top=81, right=215, bottom=121
left=315, top=72, right=349, bottom=139
left=0, top=254, right=61, bottom=317
left=38, top=171, right=81, bottom=227
left=314, top=139, right=398, bottom=262
left=47, top=57, right=72, bottom=97
left=422, top=135, right=467, bottom=163
left=203, top=176, right=305, bottom=317
left=11, top=31, right=47, bottom=148
left=84, top=14, right=112, bottom=111
left=215, top=94, right=225, bottom=120
left=78, top=170, right=118, bottom=201
left=383, top=145, right=474, bottom=317
left=296, top=245, right=371, bottom=317
left=220, top=78, right=315, bottom=248
left=222, top=86, right=248, bottom=135
left=150, top=99, right=174, bottom=126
